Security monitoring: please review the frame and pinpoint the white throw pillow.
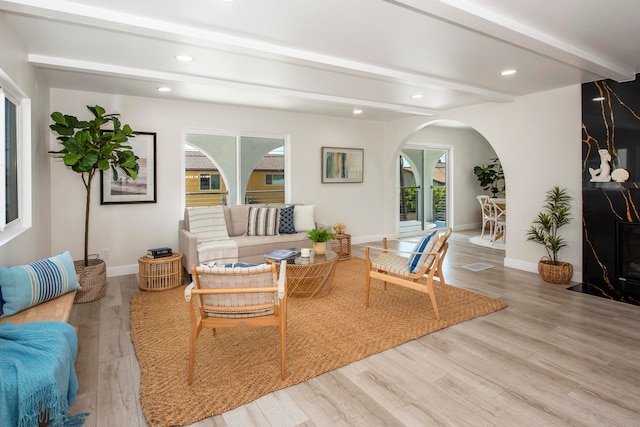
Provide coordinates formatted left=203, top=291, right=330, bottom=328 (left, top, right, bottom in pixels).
left=293, top=204, right=316, bottom=231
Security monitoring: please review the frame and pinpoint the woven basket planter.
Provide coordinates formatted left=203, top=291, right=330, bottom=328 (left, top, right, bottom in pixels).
left=74, top=258, right=107, bottom=303
left=538, top=260, right=573, bottom=284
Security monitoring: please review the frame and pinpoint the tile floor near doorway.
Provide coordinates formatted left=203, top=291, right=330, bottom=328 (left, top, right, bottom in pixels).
left=69, top=230, right=640, bottom=426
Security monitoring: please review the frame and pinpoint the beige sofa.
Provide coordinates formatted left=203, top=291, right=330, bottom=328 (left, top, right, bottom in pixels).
left=178, top=203, right=325, bottom=271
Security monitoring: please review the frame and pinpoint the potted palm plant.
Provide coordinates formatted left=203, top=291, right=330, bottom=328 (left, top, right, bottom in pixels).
left=526, top=186, right=573, bottom=284
left=306, top=228, right=333, bottom=254
left=49, top=105, right=139, bottom=301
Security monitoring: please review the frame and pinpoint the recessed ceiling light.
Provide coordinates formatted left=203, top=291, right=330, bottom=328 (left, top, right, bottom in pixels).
left=220, top=0, right=236, bottom=2
left=353, top=109, right=363, bottom=115
left=500, top=69, right=518, bottom=76
left=157, top=87, right=171, bottom=92
left=592, top=96, right=605, bottom=102
left=175, top=55, right=193, bottom=62
left=412, top=94, right=424, bottom=99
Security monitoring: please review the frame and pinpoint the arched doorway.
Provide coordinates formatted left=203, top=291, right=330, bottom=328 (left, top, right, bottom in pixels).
left=396, top=120, right=501, bottom=242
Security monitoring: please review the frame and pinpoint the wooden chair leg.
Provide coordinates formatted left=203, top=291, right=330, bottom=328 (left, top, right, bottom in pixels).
left=365, top=247, right=371, bottom=308
left=188, top=322, right=200, bottom=385
left=427, top=282, right=440, bottom=321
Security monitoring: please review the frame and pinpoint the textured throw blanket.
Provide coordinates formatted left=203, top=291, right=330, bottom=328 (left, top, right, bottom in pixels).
left=197, top=239, right=238, bottom=265
left=0, top=321, right=86, bottom=427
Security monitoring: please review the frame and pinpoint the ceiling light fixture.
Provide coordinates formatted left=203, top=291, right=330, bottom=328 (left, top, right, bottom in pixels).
left=412, top=94, right=424, bottom=99
left=500, top=69, right=518, bottom=76
left=175, top=55, right=193, bottom=62
left=157, top=87, right=171, bottom=92
left=592, top=97, right=605, bottom=102
left=353, top=109, right=363, bottom=115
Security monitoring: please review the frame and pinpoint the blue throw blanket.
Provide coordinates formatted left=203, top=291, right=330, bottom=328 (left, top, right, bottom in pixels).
left=0, top=321, right=86, bottom=427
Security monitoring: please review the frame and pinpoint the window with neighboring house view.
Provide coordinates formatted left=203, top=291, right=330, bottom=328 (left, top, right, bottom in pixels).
left=265, top=174, right=284, bottom=186
left=199, top=173, right=221, bottom=190
left=0, top=72, right=32, bottom=244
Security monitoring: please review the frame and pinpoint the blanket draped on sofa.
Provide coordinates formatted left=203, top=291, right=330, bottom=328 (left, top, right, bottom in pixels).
left=197, top=239, right=239, bottom=265
left=0, top=321, right=87, bottom=427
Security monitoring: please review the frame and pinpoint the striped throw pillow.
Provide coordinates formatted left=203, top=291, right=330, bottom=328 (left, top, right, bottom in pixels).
left=407, top=231, right=438, bottom=273
left=247, top=207, right=280, bottom=236
left=186, top=206, right=229, bottom=241
left=0, top=251, right=81, bottom=317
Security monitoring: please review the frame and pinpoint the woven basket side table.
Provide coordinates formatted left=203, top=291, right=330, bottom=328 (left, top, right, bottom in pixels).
left=138, top=252, right=183, bottom=291
left=331, top=234, right=351, bottom=260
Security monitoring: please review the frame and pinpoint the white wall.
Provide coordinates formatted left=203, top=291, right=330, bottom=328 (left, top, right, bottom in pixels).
left=385, top=85, right=583, bottom=279
left=0, top=12, right=51, bottom=266
left=49, top=89, right=386, bottom=275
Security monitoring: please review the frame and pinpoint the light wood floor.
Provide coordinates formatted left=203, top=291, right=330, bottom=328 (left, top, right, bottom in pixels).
left=68, top=230, right=640, bottom=426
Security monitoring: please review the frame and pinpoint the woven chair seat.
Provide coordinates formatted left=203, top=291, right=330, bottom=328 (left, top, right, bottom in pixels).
left=371, top=252, right=413, bottom=277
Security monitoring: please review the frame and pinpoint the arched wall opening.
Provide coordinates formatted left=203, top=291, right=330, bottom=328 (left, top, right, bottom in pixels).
left=393, top=119, right=504, bottom=245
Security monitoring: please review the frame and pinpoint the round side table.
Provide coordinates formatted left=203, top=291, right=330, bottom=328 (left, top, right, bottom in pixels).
left=138, top=252, right=183, bottom=291
left=331, top=234, right=351, bottom=260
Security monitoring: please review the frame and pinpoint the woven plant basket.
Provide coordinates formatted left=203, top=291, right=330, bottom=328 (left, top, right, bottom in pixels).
left=74, top=257, right=107, bottom=303
left=538, top=260, right=573, bottom=284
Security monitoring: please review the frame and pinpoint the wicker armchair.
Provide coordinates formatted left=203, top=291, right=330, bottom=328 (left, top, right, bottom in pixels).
left=364, top=228, right=452, bottom=320
left=184, top=261, right=287, bottom=384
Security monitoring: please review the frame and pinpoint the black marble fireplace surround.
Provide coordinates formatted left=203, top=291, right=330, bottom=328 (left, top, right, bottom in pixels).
left=578, top=76, right=640, bottom=306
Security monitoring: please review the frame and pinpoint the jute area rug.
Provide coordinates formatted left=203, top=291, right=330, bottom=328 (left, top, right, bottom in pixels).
left=130, top=257, right=507, bottom=427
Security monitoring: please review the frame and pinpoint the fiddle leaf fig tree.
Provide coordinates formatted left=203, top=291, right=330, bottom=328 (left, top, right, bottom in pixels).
left=49, top=105, right=139, bottom=267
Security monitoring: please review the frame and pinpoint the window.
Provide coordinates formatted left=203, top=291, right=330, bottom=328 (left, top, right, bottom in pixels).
left=265, top=174, right=284, bottom=186
left=0, top=70, right=31, bottom=244
left=4, top=96, right=17, bottom=224
left=199, top=173, right=221, bottom=190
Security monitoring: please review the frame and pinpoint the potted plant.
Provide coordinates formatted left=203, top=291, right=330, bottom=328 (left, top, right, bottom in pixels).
left=306, top=228, right=333, bottom=254
left=473, top=157, right=505, bottom=197
left=526, top=186, right=573, bottom=284
left=49, top=105, right=139, bottom=301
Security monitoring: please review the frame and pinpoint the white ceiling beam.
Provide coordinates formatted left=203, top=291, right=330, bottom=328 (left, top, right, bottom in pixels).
left=0, top=0, right=515, bottom=103
left=28, top=54, right=441, bottom=117
left=387, top=0, right=635, bottom=82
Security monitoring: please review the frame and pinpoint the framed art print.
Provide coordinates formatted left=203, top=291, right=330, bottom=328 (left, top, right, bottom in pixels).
left=321, top=147, right=364, bottom=183
left=100, top=132, right=157, bottom=204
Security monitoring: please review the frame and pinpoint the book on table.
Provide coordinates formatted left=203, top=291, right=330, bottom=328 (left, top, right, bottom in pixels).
left=147, top=247, right=173, bottom=258
left=265, top=248, right=299, bottom=260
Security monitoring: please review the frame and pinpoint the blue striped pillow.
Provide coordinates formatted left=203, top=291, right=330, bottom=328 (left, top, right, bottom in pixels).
left=0, top=251, right=81, bottom=318
left=247, top=207, right=280, bottom=236
left=407, top=231, right=438, bottom=273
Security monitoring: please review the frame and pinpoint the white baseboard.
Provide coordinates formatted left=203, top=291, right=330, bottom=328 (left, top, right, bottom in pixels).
left=106, top=263, right=138, bottom=278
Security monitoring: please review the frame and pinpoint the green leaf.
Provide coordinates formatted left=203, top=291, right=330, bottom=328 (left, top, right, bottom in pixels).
left=63, top=153, right=82, bottom=166
left=50, top=112, right=68, bottom=126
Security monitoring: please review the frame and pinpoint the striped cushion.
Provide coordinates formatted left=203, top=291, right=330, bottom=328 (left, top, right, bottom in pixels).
left=247, top=207, right=280, bottom=236
left=408, top=231, right=438, bottom=273
left=0, top=251, right=81, bottom=317
left=186, top=206, right=229, bottom=240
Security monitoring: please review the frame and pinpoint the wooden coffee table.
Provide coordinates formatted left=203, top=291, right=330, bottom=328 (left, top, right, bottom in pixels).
left=267, top=250, right=338, bottom=299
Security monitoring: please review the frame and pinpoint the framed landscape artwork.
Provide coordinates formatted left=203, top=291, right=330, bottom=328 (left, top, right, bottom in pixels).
left=321, top=147, right=364, bottom=183
left=100, top=132, right=157, bottom=204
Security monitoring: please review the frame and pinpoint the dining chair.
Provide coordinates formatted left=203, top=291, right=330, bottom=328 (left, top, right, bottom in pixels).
left=489, top=198, right=506, bottom=243
left=476, top=195, right=496, bottom=239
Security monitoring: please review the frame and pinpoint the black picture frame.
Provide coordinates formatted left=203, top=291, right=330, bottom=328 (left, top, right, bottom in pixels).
left=100, top=132, right=157, bottom=204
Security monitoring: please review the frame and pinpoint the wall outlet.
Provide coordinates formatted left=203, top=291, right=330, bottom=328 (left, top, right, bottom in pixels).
left=102, top=248, right=110, bottom=260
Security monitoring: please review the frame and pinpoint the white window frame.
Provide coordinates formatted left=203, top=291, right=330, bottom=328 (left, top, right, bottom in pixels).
left=0, top=68, right=32, bottom=245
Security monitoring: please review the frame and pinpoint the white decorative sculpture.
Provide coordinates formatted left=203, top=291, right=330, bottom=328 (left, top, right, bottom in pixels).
left=589, top=149, right=612, bottom=182
left=611, top=168, right=630, bottom=183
